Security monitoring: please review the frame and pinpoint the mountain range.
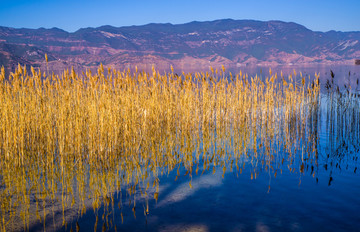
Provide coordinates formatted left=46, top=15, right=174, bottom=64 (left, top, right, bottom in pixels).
left=1, top=19, right=360, bottom=72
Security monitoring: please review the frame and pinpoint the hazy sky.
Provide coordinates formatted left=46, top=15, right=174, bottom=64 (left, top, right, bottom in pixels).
left=0, top=0, right=359, bottom=32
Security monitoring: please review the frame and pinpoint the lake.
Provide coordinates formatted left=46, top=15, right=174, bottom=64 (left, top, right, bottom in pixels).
left=0, top=64, right=360, bottom=232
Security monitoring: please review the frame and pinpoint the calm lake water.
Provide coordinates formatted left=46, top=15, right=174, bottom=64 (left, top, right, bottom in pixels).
left=1, top=65, right=360, bottom=232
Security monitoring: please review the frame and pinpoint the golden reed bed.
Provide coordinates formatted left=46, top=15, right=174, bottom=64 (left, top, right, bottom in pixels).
left=0, top=64, right=320, bottom=231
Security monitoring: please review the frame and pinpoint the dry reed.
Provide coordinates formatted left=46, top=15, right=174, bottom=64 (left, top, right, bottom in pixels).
left=0, top=64, right=321, bottom=231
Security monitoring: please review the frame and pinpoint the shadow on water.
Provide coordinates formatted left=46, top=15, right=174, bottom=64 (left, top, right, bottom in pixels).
left=0, top=66, right=360, bottom=231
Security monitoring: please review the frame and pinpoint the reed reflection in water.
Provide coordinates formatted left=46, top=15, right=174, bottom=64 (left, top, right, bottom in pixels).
left=0, top=65, right=359, bottom=231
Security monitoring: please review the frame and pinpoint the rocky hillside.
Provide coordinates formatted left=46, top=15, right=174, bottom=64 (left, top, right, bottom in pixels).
left=1, top=19, right=360, bottom=72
